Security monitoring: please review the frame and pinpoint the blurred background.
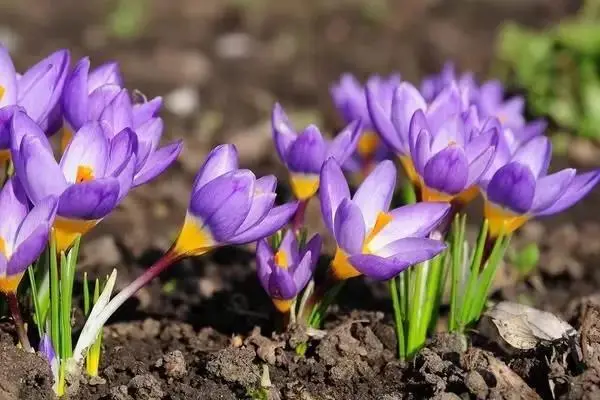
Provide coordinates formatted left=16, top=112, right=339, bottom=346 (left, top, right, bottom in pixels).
left=0, top=0, right=591, bottom=258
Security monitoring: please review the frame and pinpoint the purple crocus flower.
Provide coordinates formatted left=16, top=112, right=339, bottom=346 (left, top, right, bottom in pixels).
left=171, top=144, right=298, bottom=257
left=10, top=111, right=136, bottom=252
left=320, top=158, right=449, bottom=281
left=481, top=135, right=600, bottom=237
left=369, top=82, right=498, bottom=204
left=39, top=334, right=59, bottom=386
left=62, top=57, right=183, bottom=187
left=0, top=178, right=57, bottom=293
left=330, top=74, right=397, bottom=173
left=256, top=231, right=322, bottom=312
left=272, top=103, right=362, bottom=200
left=0, top=47, right=70, bottom=161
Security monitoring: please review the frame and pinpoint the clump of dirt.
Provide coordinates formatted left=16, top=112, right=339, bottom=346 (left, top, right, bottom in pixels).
left=0, top=324, right=54, bottom=400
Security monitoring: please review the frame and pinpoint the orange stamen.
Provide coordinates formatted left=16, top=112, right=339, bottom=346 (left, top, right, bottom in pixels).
left=76, top=165, right=95, bottom=183
left=273, top=250, right=289, bottom=269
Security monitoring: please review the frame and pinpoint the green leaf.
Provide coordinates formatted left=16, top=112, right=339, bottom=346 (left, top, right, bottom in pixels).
left=512, top=243, right=540, bottom=276
left=555, top=21, right=600, bottom=56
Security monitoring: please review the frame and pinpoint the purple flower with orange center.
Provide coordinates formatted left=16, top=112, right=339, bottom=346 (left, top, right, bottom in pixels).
left=170, top=144, right=299, bottom=258
left=256, top=231, right=322, bottom=313
left=10, top=111, right=137, bottom=252
left=0, top=178, right=57, bottom=294
left=420, top=62, right=476, bottom=104
left=320, top=158, right=449, bottom=281
left=0, top=47, right=70, bottom=162
left=330, top=74, right=398, bottom=172
left=62, top=57, right=182, bottom=186
left=480, top=135, right=600, bottom=237
left=272, top=103, right=362, bottom=200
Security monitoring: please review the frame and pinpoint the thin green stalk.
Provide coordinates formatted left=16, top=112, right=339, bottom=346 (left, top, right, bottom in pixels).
left=83, top=273, right=90, bottom=316
left=60, top=251, right=71, bottom=360
left=448, top=214, right=466, bottom=332
left=27, top=266, right=43, bottom=338
left=86, top=278, right=103, bottom=377
left=389, top=277, right=406, bottom=360
left=457, top=220, right=489, bottom=332
left=407, top=261, right=429, bottom=357
left=49, top=233, right=60, bottom=355
left=398, top=270, right=409, bottom=319
left=421, top=254, right=445, bottom=339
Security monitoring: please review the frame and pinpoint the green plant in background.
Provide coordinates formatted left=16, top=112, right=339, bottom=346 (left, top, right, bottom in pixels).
left=495, top=0, right=600, bottom=139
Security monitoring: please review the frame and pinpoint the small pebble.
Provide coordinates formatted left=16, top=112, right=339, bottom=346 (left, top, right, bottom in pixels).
left=155, top=350, right=187, bottom=379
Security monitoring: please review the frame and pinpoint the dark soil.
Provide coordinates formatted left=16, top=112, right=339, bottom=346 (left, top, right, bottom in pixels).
left=2, top=0, right=600, bottom=399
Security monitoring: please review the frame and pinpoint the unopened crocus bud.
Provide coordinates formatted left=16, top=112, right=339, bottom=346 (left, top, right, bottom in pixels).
left=256, top=231, right=322, bottom=313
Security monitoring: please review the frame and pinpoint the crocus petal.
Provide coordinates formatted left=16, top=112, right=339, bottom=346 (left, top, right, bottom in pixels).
left=14, top=195, right=57, bottom=249
left=255, top=239, right=273, bottom=292
left=0, top=252, right=6, bottom=277
left=7, top=225, right=50, bottom=276
left=87, top=85, right=120, bottom=122
left=278, top=230, right=299, bottom=266
left=511, top=135, right=551, bottom=179
left=319, top=158, right=350, bottom=234
left=227, top=202, right=298, bottom=245
left=426, top=84, right=462, bottom=133
left=303, top=234, right=322, bottom=273
left=408, top=109, right=429, bottom=155
left=99, top=89, right=134, bottom=136
left=411, top=127, right=432, bottom=176
left=285, top=125, right=327, bottom=174
left=368, top=202, right=450, bottom=252
left=0, top=46, right=17, bottom=106
left=430, top=115, right=465, bottom=154
left=352, top=160, right=396, bottom=230
left=18, top=49, right=69, bottom=124
left=466, top=146, right=495, bottom=187
left=106, top=128, right=138, bottom=176
left=134, top=118, right=163, bottom=168
left=520, top=119, right=546, bottom=143
left=189, top=170, right=254, bottom=242
left=114, top=156, right=136, bottom=201
left=292, top=251, right=314, bottom=292
left=269, top=266, right=297, bottom=299
left=423, top=146, right=469, bottom=195
left=62, top=58, right=90, bottom=128
left=57, top=178, right=120, bottom=219
left=272, top=103, right=297, bottom=162
left=192, top=144, right=239, bottom=192
left=391, top=82, right=426, bottom=153
left=334, top=198, right=365, bottom=255
left=88, top=61, right=122, bottom=92
left=255, top=175, right=277, bottom=193
left=132, top=140, right=183, bottom=187
left=465, top=127, right=499, bottom=163
left=366, top=82, right=403, bottom=153
left=487, top=162, right=536, bottom=214
left=327, top=119, right=362, bottom=164
left=0, top=178, right=28, bottom=249
left=0, top=106, right=19, bottom=149
left=15, top=134, right=68, bottom=203
left=60, top=122, right=109, bottom=182
left=536, top=170, right=600, bottom=216
left=351, top=237, right=446, bottom=280
left=234, top=192, right=276, bottom=235
left=133, top=97, right=162, bottom=128
left=531, top=169, right=576, bottom=213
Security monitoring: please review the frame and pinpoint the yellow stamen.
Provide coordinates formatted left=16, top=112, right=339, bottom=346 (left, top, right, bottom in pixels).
left=421, top=185, right=480, bottom=205
left=0, top=236, right=5, bottom=257
left=365, top=211, right=393, bottom=244
left=53, top=218, right=99, bottom=253
left=399, top=156, right=421, bottom=188
left=357, top=131, right=380, bottom=159
left=75, top=165, right=95, bottom=183
left=0, top=273, right=23, bottom=294
left=273, top=250, right=289, bottom=269
left=0, top=85, right=5, bottom=101
left=272, top=298, right=293, bottom=313
left=484, top=201, right=529, bottom=238
left=60, top=125, right=74, bottom=153
left=172, top=215, right=215, bottom=257
left=290, top=174, right=320, bottom=201
left=0, top=149, right=10, bottom=164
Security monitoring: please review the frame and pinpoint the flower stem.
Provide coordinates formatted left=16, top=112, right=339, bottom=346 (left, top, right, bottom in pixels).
left=291, top=199, right=310, bottom=234
left=307, top=280, right=346, bottom=328
left=389, top=277, right=405, bottom=360
left=6, top=291, right=32, bottom=352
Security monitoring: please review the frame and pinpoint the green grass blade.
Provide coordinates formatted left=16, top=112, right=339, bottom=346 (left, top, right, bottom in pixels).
left=27, top=266, right=43, bottom=337
left=49, top=232, right=60, bottom=356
